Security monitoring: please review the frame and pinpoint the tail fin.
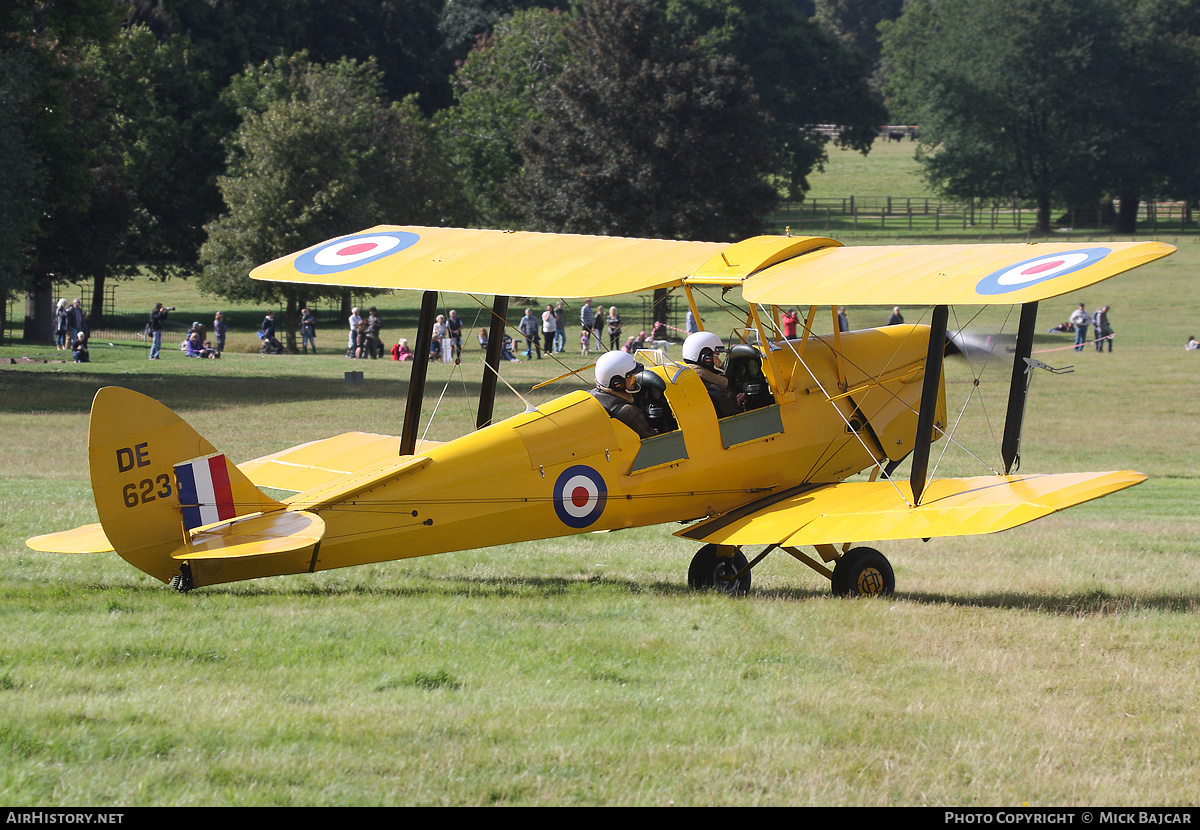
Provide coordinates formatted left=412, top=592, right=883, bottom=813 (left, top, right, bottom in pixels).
left=88, top=387, right=283, bottom=583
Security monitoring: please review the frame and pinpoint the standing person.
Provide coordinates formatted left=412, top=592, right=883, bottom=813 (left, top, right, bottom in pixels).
left=838, top=307, right=849, bottom=332
left=887, top=307, right=904, bottom=326
left=260, top=309, right=283, bottom=354
left=541, top=304, right=556, bottom=355
left=446, top=309, right=463, bottom=359
left=580, top=298, right=595, bottom=341
left=55, top=299, right=69, bottom=350
left=212, top=311, right=227, bottom=355
left=1094, top=305, right=1113, bottom=352
left=519, top=308, right=541, bottom=359
left=781, top=308, right=798, bottom=339
left=366, top=307, right=382, bottom=359
left=1069, top=303, right=1090, bottom=352
left=148, top=302, right=171, bottom=360
left=554, top=301, right=566, bottom=352
left=66, top=298, right=88, bottom=345
left=347, top=307, right=361, bottom=357
left=685, top=309, right=698, bottom=335
left=300, top=308, right=316, bottom=354
left=606, top=306, right=622, bottom=350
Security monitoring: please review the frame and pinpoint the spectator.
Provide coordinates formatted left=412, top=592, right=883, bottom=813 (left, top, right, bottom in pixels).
left=391, top=338, right=413, bottom=361
left=300, top=308, right=316, bottom=354
left=55, top=299, right=69, bottom=351
left=446, top=310, right=463, bottom=359
left=71, top=331, right=89, bottom=363
left=366, top=307, right=382, bottom=359
left=542, top=304, right=557, bottom=355
left=781, top=309, right=798, bottom=339
left=554, top=301, right=567, bottom=352
left=66, top=298, right=88, bottom=345
left=212, top=311, right=226, bottom=355
left=148, top=302, right=171, bottom=360
left=260, top=309, right=284, bottom=354
left=519, top=308, right=541, bottom=359
left=347, top=307, right=361, bottom=357
left=1069, top=303, right=1090, bottom=352
left=1093, top=305, right=1113, bottom=353
left=606, top=306, right=622, bottom=350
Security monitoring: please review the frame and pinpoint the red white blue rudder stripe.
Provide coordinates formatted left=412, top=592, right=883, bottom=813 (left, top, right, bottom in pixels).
left=175, top=454, right=238, bottom=531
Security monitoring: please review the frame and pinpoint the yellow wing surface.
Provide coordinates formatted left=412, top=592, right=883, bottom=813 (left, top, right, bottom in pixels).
left=677, top=471, right=1147, bottom=547
left=249, top=225, right=1173, bottom=305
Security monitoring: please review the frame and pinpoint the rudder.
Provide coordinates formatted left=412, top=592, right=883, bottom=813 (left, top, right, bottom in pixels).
left=87, top=387, right=282, bottom=583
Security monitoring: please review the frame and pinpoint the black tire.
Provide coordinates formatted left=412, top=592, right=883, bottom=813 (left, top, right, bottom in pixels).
left=830, top=547, right=894, bottom=598
left=688, top=544, right=751, bottom=596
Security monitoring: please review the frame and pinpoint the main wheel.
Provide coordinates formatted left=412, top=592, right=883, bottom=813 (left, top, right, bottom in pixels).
left=830, top=547, right=894, bottom=598
left=688, top=544, right=751, bottom=595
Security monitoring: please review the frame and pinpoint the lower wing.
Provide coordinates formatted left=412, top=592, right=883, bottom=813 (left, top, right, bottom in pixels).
left=676, top=471, right=1146, bottom=547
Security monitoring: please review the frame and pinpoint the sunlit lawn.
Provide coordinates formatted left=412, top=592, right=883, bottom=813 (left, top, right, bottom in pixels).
left=1, top=174, right=1198, bottom=804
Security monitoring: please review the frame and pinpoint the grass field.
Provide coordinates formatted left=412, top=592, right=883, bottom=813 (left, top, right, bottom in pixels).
left=2, top=153, right=1199, bottom=806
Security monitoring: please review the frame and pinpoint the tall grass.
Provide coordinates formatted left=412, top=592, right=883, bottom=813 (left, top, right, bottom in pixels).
left=1, top=154, right=1198, bottom=805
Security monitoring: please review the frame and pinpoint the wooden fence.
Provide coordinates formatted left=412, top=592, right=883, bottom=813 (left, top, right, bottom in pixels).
left=768, top=197, right=1196, bottom=236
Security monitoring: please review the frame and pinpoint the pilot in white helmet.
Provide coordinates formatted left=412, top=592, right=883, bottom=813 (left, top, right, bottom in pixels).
left=681, top=331, right=740, bottom=417
left=589, top=351, right=656, bottom=438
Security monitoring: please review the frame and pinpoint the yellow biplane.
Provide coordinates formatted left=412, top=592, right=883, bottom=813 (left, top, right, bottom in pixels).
left=28, top=228, right=1173, bottom=596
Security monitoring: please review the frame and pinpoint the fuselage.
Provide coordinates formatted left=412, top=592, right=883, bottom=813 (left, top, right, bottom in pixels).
left=185, top=324, right=943, bottom=587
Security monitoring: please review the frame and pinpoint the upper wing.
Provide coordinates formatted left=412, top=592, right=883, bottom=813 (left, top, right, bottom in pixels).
left=675, top=471, right=1146, bottom=547
left=250, top=226, right=1172, bottom=305
left=250, top=225, right=728, bottom=298
left=740, top=241, right=1175, bottom=306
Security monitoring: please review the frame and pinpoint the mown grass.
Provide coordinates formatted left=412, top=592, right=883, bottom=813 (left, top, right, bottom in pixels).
left=2, top=156, right=1199, bottom=805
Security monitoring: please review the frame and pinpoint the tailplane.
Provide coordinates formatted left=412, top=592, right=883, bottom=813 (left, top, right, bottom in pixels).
left=86, top=387, right=284, bottom=583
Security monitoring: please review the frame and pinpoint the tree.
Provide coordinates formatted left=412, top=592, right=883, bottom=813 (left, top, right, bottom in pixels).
left=655, top=0, right=888, bottom=199
left=514, top=0, right=778, bottom=242
left=435, top=7, right=572, bottom=226
left=199, top=55, right=468, bottom=350
left=811, top=0, right=904, bottom=90
left=0, top=52, right=40, bottom=343
left=880, top=0, right=1146, bottom=233
left=1106, top=0, right=1200, bottom=231
left=2, top=0, right=124, bottom=341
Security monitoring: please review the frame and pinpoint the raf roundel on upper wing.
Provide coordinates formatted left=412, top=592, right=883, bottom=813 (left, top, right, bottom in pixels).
left=294, top=230, right=421, bottom=275
left=975, top=247, right=1112, bottom=297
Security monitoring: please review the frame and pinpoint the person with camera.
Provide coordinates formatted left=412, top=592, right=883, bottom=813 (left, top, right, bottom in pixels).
left=148, top=303, right=173, bottom=360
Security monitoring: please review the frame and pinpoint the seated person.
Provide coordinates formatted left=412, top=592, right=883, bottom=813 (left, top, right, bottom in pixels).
left=501, top=334, right=519, bottom=363
left=72, top=332, right=89, bottom=363
left=589, top=351, right=657, bottom=439
left=391, top=338, right=414, bottom=361
left=185, top=333, right=218, bottom=358
left=478, top=328, right=489, bottom=350
left=681, top=331, right=741, bottom=418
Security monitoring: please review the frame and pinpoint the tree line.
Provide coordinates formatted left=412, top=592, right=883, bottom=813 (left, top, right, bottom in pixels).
left=4, top=0, right=1199, bottom=347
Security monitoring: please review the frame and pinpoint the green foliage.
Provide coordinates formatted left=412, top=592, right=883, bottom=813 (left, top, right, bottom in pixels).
left=0, top=53, right=39, bottom=299
left=435, top=7, right=572, bottom=226
left=656, top=0, right=888, bottom=197
left=881, top=0, right=1200, bottom=233
left=83, top=26, right=222, bottom=277
left=200, top=55, right=468, bottom=310
left=514, top=0, right=778, bottom=240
